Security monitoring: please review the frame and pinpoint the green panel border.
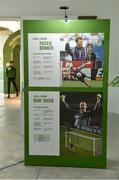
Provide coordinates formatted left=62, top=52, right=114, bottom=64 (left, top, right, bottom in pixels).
left=23, top=20, right=110, bottom=168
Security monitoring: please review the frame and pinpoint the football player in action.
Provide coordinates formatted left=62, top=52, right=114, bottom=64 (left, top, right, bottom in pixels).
left=71, top=61, right=92, bottom=87
left=60, top=94, right=102, bottom=129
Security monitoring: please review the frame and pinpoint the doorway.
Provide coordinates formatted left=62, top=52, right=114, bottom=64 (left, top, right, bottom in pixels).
left=0, top=20, right=20, bottom=97
left=0, top=20, right=24, bottom=170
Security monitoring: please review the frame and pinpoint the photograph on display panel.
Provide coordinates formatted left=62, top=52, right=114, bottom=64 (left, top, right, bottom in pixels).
left=60, top=33, right=104, bottom=88
left=60, top=92, right=103, bottom=157
left=28, top=33, right=104, bottom=88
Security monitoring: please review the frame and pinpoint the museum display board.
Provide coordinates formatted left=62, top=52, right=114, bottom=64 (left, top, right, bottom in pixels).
left=23, top=20, right=110, bottom=168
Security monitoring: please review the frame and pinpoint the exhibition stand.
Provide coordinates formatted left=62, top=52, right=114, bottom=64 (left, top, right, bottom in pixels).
left=23, top=20, right=110, bottom=168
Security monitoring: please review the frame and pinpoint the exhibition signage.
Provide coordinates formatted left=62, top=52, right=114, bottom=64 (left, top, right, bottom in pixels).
left=23, top=20, right=110, bottom=168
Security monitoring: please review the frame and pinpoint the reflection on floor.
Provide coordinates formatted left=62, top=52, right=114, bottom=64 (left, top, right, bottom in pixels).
left=0, top=95, right=119, bottom=179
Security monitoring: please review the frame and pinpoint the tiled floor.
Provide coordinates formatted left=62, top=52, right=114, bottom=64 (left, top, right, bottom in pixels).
left=0, top=95, right=119, bottom=179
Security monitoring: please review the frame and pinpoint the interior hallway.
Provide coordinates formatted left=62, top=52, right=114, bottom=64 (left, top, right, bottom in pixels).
left=0, top=96, right=119, bottom=179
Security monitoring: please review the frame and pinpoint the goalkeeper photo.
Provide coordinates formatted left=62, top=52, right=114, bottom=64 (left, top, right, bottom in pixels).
left=60, top=93, right=102, bottom=130
left=60, top=92, right=103, bottom=156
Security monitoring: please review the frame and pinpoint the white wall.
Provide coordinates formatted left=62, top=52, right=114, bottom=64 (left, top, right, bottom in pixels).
left=108, top=87, right=119, bottom=114
left=0, top=0, right=119, bottom=113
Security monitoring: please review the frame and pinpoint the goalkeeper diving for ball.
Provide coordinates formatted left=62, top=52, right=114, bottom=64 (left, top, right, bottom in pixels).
left=60, top=94, right=102, bottom=129
left=73, top=61, right=92, bottom=88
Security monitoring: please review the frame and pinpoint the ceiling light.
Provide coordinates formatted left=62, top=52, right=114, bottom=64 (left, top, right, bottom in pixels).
left=60, top=6, right=69, bottom=22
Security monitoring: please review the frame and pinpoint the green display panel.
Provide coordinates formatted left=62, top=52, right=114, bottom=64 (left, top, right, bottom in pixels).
left=23, top=20, right=110, bottom=168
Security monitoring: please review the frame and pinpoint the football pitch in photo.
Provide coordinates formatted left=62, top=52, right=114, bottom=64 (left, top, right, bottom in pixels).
left=60, top=126, right=102, bottom=157
left=62, top=80, right=103, bottom=88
